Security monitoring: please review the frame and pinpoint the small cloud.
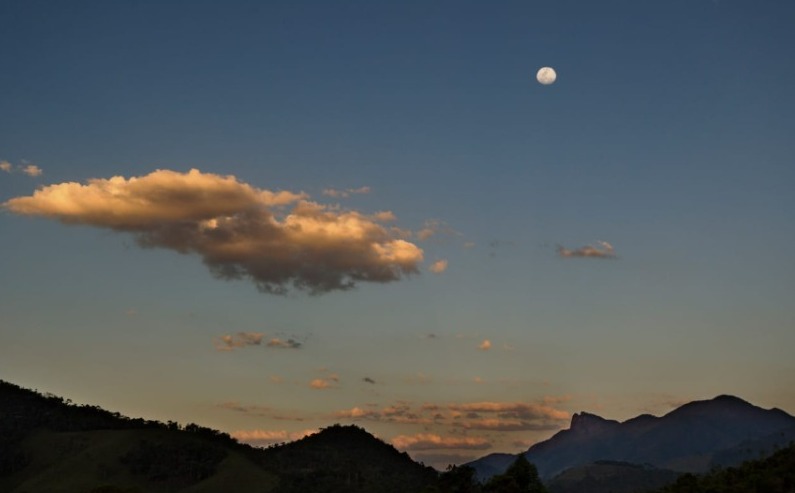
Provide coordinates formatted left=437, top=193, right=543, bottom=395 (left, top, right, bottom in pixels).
left=363, top=377, right=376, bottom=384
left=322, top=186, right=371, bottom=198
left=336, top=406, right=380, bottom=419
left=429, top=259, right=448, bottom=274
left=0, top=160, right=43, bottom=176
left=21, top=164, right=43, bottom=177
left=463, top=241, right=476, bottom=249
left=269, top=375, right=284, bottom=384
left=392, top=433, right=492, bottom=451
left=371, top=210, right=396, bottom=222
left=478, top=339, right=492, bottom=351
left=266, top=337, right=302, bottom=349
left=124, top=308, right=138, bottom=317
left=310, top=373, right=339, bottom=390
left=213, top=332, right=264, bottom=351
left=557, top=241, right=616, bottom=259
left=473, top=376, right=485, bottom=384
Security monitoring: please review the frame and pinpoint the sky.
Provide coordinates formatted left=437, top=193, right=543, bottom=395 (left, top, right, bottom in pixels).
left=1, top=0, right=794, bottom=468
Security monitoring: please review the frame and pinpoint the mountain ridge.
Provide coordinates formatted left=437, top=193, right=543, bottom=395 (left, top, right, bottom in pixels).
left=467, top=394, right=795, bottom=481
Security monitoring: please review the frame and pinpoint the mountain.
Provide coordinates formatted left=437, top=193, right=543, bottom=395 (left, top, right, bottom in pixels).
left=0, top=380, right=436, bottom=493
left=468, top=395, right=795, bottom=481
left=260, top=424, right=437, bottom=493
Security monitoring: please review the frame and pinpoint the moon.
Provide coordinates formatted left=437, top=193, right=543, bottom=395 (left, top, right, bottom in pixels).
left=536, top=67, right=557, bottom=85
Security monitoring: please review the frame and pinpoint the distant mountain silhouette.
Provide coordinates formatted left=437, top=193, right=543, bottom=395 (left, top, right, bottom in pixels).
left=468, top=395, right=795, bottom=481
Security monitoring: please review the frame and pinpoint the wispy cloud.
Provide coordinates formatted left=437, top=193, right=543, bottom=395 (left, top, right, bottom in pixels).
left=429, top=259, right=448, bottom=274
left=415, top=219, right=460, bottom=242
left=231, top=429, right=317, bottom=447
left=4, top=169, right=424, bottom=294
left=213, top=332, right=265, bottom=351
left=453, top=418, right=561, bottom=432
left=478, top=339, right=492, bottom=351
left=392, top=433, right=492, bottom=451
left=0, top=161, right=12, bottom=173
left=322, top=186, right=371, bottom=198
left=557, top=241, right=616, bottom=259
left=266, top=337, right=302, bottom=349
left=448, top=402, right=570, bottom=421
left=217, top=401, right=272, bottom=416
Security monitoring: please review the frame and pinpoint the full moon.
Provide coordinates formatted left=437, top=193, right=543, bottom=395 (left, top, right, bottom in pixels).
left=536, top=66, right=557, bottom=85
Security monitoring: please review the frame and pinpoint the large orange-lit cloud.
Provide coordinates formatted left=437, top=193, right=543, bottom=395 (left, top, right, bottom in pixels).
left=4, top=169, right=424, bottom=294
left=392, top=433, right=491, bottom=451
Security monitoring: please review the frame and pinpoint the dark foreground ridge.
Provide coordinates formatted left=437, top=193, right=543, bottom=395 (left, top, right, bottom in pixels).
left=0, top=379, right=436, bottom=493
left=2, top=379, right=794, bottom=493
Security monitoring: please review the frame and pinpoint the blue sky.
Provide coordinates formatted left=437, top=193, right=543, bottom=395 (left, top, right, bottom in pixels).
left=1, top=0, right=794, bottom=467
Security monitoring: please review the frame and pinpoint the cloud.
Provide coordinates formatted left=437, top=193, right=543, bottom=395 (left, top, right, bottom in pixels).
left=453, top=418, right=561, bottom=432
left=429, top=259, right=448, bottom=274
left=335, top=403, right=431, bottom=425
left=392, top=433, right=492, bottom=451
left=4, top=169, right=424, bottom=294
left=478, top=339, right=492, bottom=351
left=448, top=402, right=570, bottom=421
left=332, top=398, right=569, bottom=433
left=310, top=374, right=339, bottom=389
left=21, top=164, right=43, bottom=177
left=266, top=337, right=302, bottom=349
left=213, top=332, right=265, bottom=351
left=231, top=428, right=317, bottom=447
left=322, top=186, right=371, bottom=198
left=0, top=160, right=43, bottom=176
left=557, top=241, right=616, bottom=259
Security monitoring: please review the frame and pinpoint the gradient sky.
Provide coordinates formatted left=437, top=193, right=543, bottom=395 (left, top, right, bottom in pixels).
left=2, top=0, right=794, bottom=468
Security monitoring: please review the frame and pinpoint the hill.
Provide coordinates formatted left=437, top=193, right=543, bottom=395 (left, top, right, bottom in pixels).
left=652, top=442, right=795, bottom=493
left=0, top=380, right=436, bottom=493
left=468, top=395, right=795, bottom=481
left=545, top=461, right=679, bottom=493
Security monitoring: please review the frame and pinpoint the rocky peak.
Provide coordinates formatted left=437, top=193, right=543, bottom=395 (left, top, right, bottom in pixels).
left=569, top=412, right=619, bottom=434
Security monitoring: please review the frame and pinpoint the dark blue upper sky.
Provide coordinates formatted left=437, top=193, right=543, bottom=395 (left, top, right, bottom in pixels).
left=1, top=0, right=793, bottom=466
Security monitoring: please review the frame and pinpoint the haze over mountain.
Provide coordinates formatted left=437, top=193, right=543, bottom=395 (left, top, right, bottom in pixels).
left=468, top=395, right=795, bottom=481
